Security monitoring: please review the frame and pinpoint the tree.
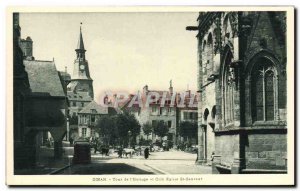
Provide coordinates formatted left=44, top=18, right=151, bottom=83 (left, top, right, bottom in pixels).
left=115, top=112, right=141, bottom=147
left=95, top=115, right=118, bottom=146
left=142, top=122, right=153, bottom=140
left=153, top=120, right=169, bottom=141
left=178, top=121, right=197, bottom=143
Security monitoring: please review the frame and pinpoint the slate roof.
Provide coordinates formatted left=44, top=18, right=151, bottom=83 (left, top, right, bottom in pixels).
left=67, top=91, right=93, bottom=102
left=59, top=71, right=71, bottom=81
left=78, top=100, right=108, bottom=114
left=24, top=60, right=65, bottom=97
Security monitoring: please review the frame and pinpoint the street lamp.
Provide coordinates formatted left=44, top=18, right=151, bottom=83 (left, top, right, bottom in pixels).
left=128, top=130, right=132, bottom=148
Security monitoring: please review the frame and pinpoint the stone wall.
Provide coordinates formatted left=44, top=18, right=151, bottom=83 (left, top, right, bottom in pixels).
left=245, top=132, right=287, bottom=169
left=215, top=133, right=239, bottom=167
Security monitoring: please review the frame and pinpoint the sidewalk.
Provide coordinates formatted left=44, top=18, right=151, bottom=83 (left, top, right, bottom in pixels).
left=15, top=156, right=72, bottom=175
left=15, top=146, right=73, bottom=175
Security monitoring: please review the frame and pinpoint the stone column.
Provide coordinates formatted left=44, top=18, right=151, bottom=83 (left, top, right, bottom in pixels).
left=196, top=91, right=206, bottom=164
left=213, top=53, right=221, bottom=130
left=50, top=127, right=66, bottom=160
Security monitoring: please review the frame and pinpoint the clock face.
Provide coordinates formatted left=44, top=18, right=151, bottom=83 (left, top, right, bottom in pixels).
left=80, top=65, right=85, bottom=70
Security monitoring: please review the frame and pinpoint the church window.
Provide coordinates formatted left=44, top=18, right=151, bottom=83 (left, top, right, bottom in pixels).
left=223, top=52, right=234, bottom=125
left=207, top=33, right=213, bottom=75
left=251, top=59, right=276, bottom=122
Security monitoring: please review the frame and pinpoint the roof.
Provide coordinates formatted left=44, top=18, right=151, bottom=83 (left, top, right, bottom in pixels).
left=108, top=107, right=122, bottom=115
left=177, top=91, right=198, bottom=109
left=59, top=71, right=71, bottom=81
left=67, top=91, right=93, bottom=102
left=78, top=100, right=108, bottom=114
left=76, top=27, right=85, bottom=50
left=144, top=90, right=175, bottom=106
left=24, top=60, right=66, bottom=97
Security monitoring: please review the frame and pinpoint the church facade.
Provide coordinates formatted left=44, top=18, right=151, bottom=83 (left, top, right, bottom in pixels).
left=189, top=12, right=287, bottom=173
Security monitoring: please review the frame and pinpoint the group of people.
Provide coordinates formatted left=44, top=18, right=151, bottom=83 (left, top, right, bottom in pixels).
left=89, top=137, right=150, bottom=159
left=117, top=147, right=150, bottom=159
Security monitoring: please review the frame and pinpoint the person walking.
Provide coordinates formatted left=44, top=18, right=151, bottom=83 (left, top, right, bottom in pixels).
left=144, top=147, right=149, bottom=159
left=118, top=147, right=123, bottom=158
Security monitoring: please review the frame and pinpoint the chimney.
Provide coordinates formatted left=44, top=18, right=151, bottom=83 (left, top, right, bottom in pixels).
left=20, top=36, right=34, bottom=60
left=169, top=80, right=173, bottom=95
left=143, top=85, right=149, bottom=94
left=186, top=90, right=191, bottom=97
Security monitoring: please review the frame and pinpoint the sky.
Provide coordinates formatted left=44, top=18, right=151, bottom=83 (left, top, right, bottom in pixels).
left=20, top=12, right=199, bottom=102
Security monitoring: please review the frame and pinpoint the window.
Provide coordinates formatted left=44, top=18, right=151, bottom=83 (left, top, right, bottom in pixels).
left=159, top=107, right=162, bottom=115
left=183, top=112, right=188, bottom=120
left=152, top=106, right=157, bottom=114
left=72, top=102, right=76, bottom=107
left=194, top=112, right=198, bottom=120
left=251, top=60, right=276, bottom=121
left=82, top=128, right=87, bottom=138
left=81, top=102, right=84, bottom=107
left=189, top=112, right=193, bottom=120
left=207, top=33, right=213, bottom=75
left=168, top=121, right=172, bottom=128
left=91, top=115, right=95, bottom=123
left=223, top=52, right=234, bottom=125
left=83, top=115, right=87, bottom=124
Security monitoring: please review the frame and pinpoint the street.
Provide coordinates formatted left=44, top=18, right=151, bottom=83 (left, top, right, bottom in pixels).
left=57, top=150, right=212, bottom=175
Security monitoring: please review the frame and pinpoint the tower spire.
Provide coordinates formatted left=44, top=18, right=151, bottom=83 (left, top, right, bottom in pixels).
left=75, top=22, right=86, bottom=59
left=77, top=22, right=85, bottom=51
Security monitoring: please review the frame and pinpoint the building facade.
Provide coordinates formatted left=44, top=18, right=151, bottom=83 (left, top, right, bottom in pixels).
left=77, top=101, right=109, bottom=139
left=176, top=90, right=198, bottom=145
left=122, top=83, right=177, bottom=145
left=190, top=12, right=287, bottom=173
left=13, top=13, right=68, bottom=170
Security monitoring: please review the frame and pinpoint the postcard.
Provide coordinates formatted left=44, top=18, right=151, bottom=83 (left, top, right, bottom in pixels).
left=6, top=6, right=295, bottom=186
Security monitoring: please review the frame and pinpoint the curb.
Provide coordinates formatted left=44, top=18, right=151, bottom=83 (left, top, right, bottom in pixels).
left=144, top=164, right=169, bottom=175
left=48, top=164, right=72, bottom=175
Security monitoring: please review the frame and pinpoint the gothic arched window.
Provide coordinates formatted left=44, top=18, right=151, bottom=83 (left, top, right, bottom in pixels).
left=202, top=40, right=207, bottom=76
left=251, top=59, right=276, bottom=122
left=207, top=33, right=213, bottom=75
left=223, top=51, right=234, bottom=125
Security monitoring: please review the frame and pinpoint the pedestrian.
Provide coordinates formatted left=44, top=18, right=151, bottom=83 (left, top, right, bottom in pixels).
left=144, top=147, right=149, bottom=159
left=118, top=147, right=123, bottom=158
left=93, top=138, right=99, bottom=154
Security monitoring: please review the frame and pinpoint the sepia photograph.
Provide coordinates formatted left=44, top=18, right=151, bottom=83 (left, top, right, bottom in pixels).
left=6, top=6, right=295, bottom=186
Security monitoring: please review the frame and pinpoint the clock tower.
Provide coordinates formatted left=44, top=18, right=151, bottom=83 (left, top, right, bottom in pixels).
left=67, top=25, right=94, bottom=99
